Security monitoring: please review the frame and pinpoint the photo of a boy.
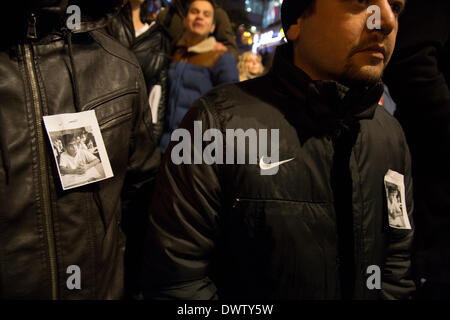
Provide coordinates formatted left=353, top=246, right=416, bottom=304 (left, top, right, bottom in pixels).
left=59, top=133, right=100, bottom=176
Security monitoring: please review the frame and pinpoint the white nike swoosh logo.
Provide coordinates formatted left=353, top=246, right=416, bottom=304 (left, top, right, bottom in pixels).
left=259, top=157, right=295, bottom=170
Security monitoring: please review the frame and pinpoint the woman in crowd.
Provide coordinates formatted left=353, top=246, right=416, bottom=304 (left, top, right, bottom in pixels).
left=238, top=51, right=265, bottom=82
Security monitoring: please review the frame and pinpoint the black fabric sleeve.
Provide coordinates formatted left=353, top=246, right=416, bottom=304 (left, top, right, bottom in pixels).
left=122, top=68, right=160, bottom=205
left=383, top=0, right=450, bottom=165
left=141, top=99, right=223, bottom=300
left=383, top=0, right=450, bottom=287
left=381, top=135, right=416, bottom=300
left=121, top=67, right=161, bottom=297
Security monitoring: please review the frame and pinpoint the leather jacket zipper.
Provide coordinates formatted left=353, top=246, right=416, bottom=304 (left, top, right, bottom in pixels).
left=24, top=44, right=58, bottom=300
left=27, top=13, right=38, bottom=40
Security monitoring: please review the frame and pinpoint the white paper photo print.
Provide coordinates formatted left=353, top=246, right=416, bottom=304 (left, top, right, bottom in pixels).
left=43, top=111, right=114, bottom=190
left=384, top=170, right=411, bottom=230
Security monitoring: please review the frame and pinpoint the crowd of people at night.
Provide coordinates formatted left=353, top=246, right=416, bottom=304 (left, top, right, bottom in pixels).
left=0, top=0, right=448, bottom=302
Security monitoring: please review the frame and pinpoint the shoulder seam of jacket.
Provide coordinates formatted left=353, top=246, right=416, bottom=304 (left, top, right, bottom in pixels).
left=88, top=30, right=141, bottom=70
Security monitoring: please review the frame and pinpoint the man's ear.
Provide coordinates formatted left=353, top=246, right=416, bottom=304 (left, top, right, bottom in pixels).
left=210, top=22, right=216, bottom=34
left=286, top=18, right=302, bottom=41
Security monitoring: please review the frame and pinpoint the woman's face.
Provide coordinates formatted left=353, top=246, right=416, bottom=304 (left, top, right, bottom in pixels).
left=246, top=54, right=261, bottom=75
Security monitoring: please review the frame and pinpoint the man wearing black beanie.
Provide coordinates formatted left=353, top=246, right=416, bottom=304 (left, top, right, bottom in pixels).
left=142, top=0, right=414, bottom=300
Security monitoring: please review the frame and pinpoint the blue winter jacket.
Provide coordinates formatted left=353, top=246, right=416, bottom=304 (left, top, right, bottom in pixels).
left=161, top=37, right=238, bottom=151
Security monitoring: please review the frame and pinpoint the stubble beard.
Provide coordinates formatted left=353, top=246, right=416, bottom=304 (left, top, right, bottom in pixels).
left=338, top=58, right=385, bottom=88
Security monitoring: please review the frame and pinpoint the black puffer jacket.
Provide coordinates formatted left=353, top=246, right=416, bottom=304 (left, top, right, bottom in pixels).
left=0, top=1, right=158, bottom=299
left=107, top=3, right=171, bottom=145
left=142, top=44, right=416, bottom=300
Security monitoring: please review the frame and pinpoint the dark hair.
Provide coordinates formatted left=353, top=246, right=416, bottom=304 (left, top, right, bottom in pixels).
left=139, top=0, right=152, bottom=24
left=170, top=0, right=187, bottom=17
left=61, top=134, right=76, bottom=147
left=184, top=0, right=217, bottom=22
left=281, top=0, right=316, bottom=33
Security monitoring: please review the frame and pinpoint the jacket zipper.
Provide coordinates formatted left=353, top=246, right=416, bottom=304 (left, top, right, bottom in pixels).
left=232, top=198, right=241, bottom=209
left=27, top=13, right=38, bottom=40
left=24, top=43, right=58, bottom=300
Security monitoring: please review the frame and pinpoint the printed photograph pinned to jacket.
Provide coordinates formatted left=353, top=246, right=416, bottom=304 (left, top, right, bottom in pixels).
left=43, top=111, right=114, bottom=190
left=384, top=170, right=412, bottom=230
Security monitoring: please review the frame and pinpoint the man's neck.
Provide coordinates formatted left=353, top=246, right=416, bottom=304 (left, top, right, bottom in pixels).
left=130, top=2, right=145, bottom=31
left=293, top=59, right=317, bottom=81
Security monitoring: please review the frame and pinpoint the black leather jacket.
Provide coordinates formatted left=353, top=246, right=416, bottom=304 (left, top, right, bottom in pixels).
left=0, top=1, right=158, bottom=299
left=107, top=4, right=172, bottom=145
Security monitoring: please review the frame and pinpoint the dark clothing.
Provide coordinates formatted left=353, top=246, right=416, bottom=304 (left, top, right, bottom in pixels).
left=106, top=4, right=171, bottom=298
left=161, top=37, right=238, bottom=151
left=142, top=44, right=415, bottom=300
left=383, top=0, right=450, bottom=294
left=106, top=6, right=170, bottom=298
left=0, top=1, right=158, bottom=299
left=107, top=3, right=172, bottom=144
left=157, top=4, right=239, bottom=60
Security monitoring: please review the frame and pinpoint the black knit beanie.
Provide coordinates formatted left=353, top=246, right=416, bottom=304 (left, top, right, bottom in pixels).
left=281, top=0, right=315, bottom=33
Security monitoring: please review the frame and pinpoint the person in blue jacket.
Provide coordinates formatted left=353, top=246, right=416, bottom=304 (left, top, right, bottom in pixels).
left=160, top=0, right=238, bottom=152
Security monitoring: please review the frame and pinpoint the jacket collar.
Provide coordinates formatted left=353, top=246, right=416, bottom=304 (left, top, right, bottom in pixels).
left=269, top=43, right=384, bottom=141
left=176, top=36, right=217, bottom=53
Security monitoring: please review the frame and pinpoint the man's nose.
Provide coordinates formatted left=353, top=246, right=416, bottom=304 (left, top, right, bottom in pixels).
left=377, top=0, right=396, bottom=36
left=195, top=13, right=205, bottom=20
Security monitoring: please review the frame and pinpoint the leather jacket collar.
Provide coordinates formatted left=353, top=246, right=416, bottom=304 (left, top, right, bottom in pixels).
left=269, top=43, right=384, bottom=141
left=1, top=0, right=121, bottom=44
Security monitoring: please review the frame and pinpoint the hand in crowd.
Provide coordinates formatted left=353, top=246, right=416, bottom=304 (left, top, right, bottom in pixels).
left=213, top=41, right=228, bottom=52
